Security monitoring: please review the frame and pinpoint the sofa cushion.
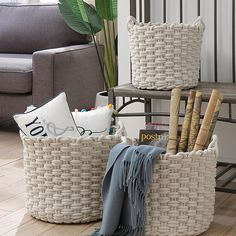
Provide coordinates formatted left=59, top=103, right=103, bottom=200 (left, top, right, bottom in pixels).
left=0, top=54, right=32, bottom=94
left=0, top=4, right=91, bottom=54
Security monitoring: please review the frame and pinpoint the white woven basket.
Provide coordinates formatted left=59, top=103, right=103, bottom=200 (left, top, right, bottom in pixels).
left=21, top=122, right=125, bottom=224
left=123, top=135, right=218, bottom=236
left=128, top=16, right=205, bottom=90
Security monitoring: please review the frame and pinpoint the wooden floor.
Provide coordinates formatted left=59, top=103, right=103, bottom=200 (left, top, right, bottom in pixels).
left=0, top=121, right=235, bottom=236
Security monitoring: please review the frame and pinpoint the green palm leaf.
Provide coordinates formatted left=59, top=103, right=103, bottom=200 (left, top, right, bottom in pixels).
left=58, top=0, right=102, bottom=35
left=58, top=0, right=118, bottom=90
left=85, top=3, right=103, bottom=33
left=76, top=0, right=89, bottom=23
left=58, top=1, right=90, bottom=34
left=60, top=0, right=89, bottom=23
left=95, top=0, right=117, bottom=21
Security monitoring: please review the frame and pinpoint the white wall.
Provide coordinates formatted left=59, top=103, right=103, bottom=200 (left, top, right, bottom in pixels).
left=118, top=0, right=236, bottom=162
left=117, top=0, right=146, bottom=138
left=118, top=0, right=131, bottom=85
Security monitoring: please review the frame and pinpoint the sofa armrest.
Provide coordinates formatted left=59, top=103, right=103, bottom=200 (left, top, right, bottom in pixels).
left=32, top=44, right=104, bottom=110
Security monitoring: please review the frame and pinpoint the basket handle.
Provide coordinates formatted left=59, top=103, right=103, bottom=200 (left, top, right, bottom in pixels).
left=127, top=16, right=138, bottom=33
left=208, top=135, right=219, bottom=157
left=114, top=120, right=127, bottom=136
left=193, top=16, right=205, bottom=31
left=121, top=136, right=137, bottom=145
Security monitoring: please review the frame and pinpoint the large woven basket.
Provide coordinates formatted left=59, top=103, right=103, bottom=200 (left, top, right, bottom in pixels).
left=123, top=135, right=218, bottom=236
left=21, top=122, right=125, bottom=224
left=128, top=16, right=205, bottom=90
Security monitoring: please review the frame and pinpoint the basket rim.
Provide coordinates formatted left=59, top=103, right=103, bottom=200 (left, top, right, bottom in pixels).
left=121, top=135, right=218, bottom=159
left=20, top=132, right=123, bottom=143
left=165, top=135, right=218, bottom=157
left=127, top=16, right=205, bottom=32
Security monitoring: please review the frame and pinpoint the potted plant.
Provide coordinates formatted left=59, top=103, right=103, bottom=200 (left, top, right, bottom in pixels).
left=58, top=0, right=118, bottom=106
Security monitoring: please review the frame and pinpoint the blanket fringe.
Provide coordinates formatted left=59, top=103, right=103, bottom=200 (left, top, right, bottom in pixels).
left=119, top=150, right=156, bottom=230
left=90, top=145, right=163, bottom=236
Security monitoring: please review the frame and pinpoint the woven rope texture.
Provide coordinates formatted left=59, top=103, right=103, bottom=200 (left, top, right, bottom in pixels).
left=128, top=17, right=205, bottom=90
left=22, top=134, right=122, bottom=223
left=122, top=135, right=217, bottom=236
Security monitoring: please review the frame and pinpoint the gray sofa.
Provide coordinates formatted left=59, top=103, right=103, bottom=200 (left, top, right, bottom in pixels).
left=0, top=3, right=104, bottom=118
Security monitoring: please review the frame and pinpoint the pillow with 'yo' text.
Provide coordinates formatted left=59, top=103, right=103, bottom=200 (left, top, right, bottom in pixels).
left=72, top=105, right=113, bottom=137
left=13, top=92, right=79, bottom=137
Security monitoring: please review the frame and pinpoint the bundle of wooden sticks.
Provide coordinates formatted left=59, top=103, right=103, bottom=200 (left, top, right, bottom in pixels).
left=166, top=88, right=223, bottom=154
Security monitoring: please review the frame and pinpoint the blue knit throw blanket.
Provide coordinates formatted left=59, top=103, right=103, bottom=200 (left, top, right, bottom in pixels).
left=91, top=143, right=164, bottom=236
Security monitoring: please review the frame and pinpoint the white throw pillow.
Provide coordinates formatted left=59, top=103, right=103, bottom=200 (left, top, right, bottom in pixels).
left=72, top=105, right=113, bottom=137
left=14, top=92, right=79, bottom=137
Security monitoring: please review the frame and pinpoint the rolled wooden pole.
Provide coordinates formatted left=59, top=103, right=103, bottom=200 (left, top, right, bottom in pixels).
left=203, top=94, right=224, bottom=149
left=178, top=90, right=196, bottom=152
left=188, top=91, right=202, bottom=152
left=194, top=89, right=222, bottom=151
left=166, top=88, right=181, bottom=154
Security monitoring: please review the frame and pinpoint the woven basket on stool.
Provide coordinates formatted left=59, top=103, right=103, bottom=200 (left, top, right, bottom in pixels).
left=21, top=122, right=125, bottom=224
left=128, top=16, right=205, bottom=90
left=123, top=135, right=218, bottom=236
